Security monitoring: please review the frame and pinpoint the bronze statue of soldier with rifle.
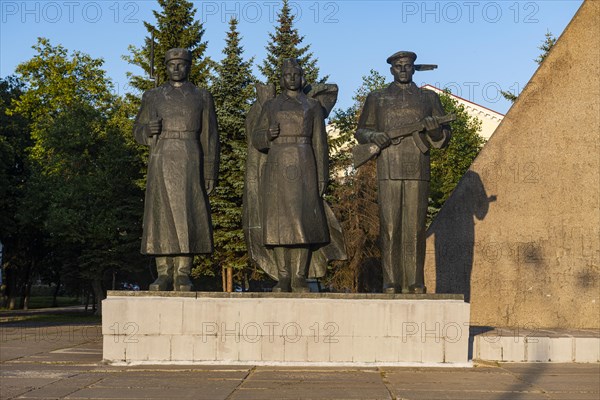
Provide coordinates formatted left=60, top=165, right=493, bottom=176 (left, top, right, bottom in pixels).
left=355, top=51, right=453, bottom=294
left=133, top=48, right=220, bottom=292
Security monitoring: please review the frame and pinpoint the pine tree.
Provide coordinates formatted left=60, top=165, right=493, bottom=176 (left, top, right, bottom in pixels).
left=124, top=0, right=211, bottom=93
left=259, top=0, right=326, bottom=90
left=194, top=18, right=255, bottom=288
left=534, top=31, right=558, bottom=65
left=501, top=31, right=557, bottom=103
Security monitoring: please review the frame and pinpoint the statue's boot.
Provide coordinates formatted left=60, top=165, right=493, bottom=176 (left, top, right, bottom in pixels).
left=174, top=256, right=194, bottom=292
left=291, top=247, right=310, bottom=293
left=409, top=284, right=426, bottom=294
left=272, top=247, right=291, bottom=292
left=149, top=257, right=173, bottom=291
left=383, top=285, right=398, bottom=294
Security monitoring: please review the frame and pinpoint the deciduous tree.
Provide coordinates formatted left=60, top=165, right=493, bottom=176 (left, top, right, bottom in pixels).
left=10, top=38, right=145, bottom=313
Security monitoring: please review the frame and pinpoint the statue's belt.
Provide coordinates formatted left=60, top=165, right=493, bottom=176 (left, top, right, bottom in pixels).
left=273, top=136, right=311, bottom=144
left=161, top=130, right=198, bottom=139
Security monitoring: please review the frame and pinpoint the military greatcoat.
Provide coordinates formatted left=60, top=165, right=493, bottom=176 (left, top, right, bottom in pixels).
left=252, top=92, right=329, bottom=246
left=133, top=81, right=219, bottom=255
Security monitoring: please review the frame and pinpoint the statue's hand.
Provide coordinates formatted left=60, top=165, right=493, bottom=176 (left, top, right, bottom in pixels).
left=423, top=116, right=439, bottom=132
left=372, top=132, right=391, bottom=148
left=205, top=179, right=215, bottom=195
left=268, top=123, right=280, bottom=141
left=148, top=118, right=162, bottom=136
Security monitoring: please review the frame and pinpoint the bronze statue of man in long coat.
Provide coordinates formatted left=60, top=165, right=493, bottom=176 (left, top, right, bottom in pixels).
left=355, top=51, right=451, bottom=294
left=133, top=48, right=219, bottom=291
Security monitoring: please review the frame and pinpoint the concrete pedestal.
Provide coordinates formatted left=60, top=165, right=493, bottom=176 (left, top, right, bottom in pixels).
left=102, top=292, right=470, bottom=366
left=472, top=327, right=600, bottom=363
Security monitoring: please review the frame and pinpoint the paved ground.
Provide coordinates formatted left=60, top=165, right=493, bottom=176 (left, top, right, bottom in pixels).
left=1, top=318, right=599, bottom=400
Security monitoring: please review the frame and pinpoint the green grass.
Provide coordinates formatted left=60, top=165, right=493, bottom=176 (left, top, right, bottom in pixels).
left=20, top=296, right=82, bottom=309
left=0, top=312, right=101, bottom=325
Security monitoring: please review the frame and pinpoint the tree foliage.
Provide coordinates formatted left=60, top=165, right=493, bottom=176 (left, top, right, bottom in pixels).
left=124, top=0, right=211, bottom=94
left=194, top=19, right=255, bottom=285
left=328, top=70, right=387, bottom=161
left=0, top=76, right=36, bottom=309
left=501, top=31, right=557, bottom=103
left=325, top=70, right=388, bottom=292
left=535, top=31, right=558, bottom=65
left=0, top=76, right=29, bottom=241
left=259, top=0, right=325, bottom=90
left=428, top=91, right=485, bottom=223
left=7, top=38, right=145, bottom=312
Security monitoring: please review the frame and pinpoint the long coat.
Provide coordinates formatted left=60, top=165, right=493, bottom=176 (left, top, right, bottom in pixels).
left=133, top=81, right=219, bottom=255
left=252, top=92, right=329, bottom=246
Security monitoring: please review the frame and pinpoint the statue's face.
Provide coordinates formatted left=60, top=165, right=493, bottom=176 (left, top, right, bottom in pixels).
left=282, top=67, right=303, bottom=91
left=390, top=57, right=415, bottom=84
left=166, top=59, right=190, bottom=82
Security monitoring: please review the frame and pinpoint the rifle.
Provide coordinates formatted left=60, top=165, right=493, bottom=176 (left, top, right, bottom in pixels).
left=352, top=113, right=456, bottom=168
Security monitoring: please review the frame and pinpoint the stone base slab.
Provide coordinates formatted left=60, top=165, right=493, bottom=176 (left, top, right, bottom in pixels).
left=472, top=327, right=600, bottom=363
left=102, top=292, right=470, bottom=366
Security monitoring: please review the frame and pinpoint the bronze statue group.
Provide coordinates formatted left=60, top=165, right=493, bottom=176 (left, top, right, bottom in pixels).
left=134, top=49, right=451, bottom=294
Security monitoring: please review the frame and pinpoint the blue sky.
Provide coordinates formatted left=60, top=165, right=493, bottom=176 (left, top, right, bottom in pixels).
left=0, top=1, right=584, bottom=113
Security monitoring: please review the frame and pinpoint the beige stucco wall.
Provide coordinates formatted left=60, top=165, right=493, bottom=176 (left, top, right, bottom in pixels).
left=424, top=0, right=599, bottom=329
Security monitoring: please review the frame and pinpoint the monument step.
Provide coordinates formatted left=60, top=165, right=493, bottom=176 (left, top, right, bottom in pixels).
left=471, top=327, right=600, bottom=363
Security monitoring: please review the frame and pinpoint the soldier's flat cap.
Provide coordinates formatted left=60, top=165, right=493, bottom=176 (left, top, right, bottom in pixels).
left=165, top=48, right=192, bottom=63
left=386, top=51, right=417, bottom=64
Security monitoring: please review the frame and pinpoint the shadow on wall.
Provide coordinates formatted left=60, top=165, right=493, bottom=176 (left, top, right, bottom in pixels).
left=428, top=171, right=496, bottom=302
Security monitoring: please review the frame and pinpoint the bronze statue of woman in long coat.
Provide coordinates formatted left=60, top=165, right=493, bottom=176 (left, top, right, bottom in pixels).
left=246, top=59, right=345, bottom=292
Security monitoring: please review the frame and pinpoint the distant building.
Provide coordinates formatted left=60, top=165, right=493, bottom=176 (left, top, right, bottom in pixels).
left=421, top=84, right=504, bottom=140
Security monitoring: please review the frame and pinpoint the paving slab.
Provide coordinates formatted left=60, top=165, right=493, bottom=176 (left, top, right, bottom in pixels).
left=248, top=368, right=383, bottom=382
left=500, top=363, right=600, bottom=374
left=86, top=371, right=249, bottom=388
left=0, top=385, right=33, bottom=400
left=391, top=389, right=550, bottom=400
left=65, top=385, right=239, bottom=400
left=228, top=382, right=392, bottom=400
left=500, top=363, right=600, bottom=395
left=229, top=367, right=392, bottom=399
left=14, top=374, right=104, bottom=399
left=547, top=394, right=600, bottom=400
left=383, top=368, right=531, bottom=391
